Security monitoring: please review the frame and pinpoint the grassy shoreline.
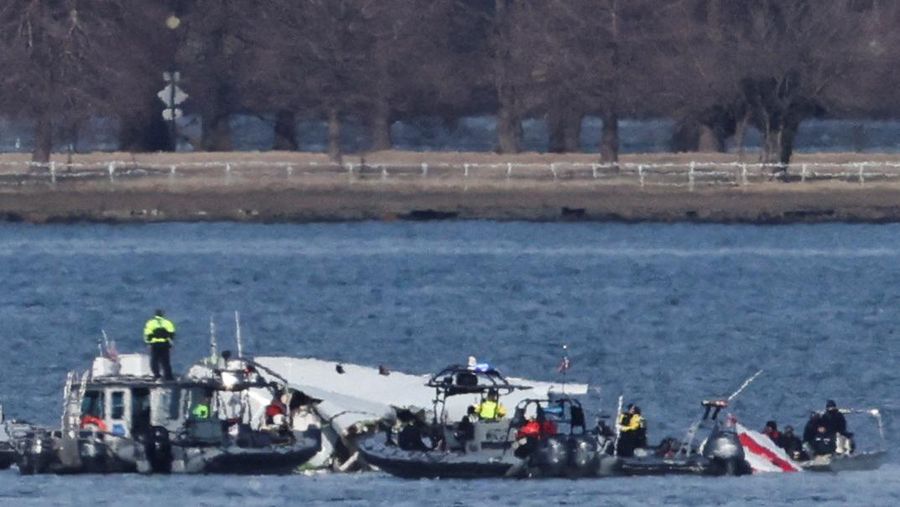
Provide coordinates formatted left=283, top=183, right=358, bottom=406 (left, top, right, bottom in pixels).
left=2, top=151, right=900, bottom=224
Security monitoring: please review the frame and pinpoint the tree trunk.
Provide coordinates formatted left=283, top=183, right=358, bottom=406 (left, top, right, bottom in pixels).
left=779, top=119, right=800, bottom=166
left=32, top=113, right=53, bottom=165
left=600, top=109, right=619, bottom=164
left=327, top=107, right=342, bottom=162
left=272, top=110, right=298, bottom=151
left=564, top=113, right=582, bottom=153
left=201, top=110, right=232, bottom=151
left=697, top=124, right=725, bottom=152
left=734, top=114, right=748, bottom=160
left=547, top=108, right=566, bottom=154
left=118, top=100, right=173, bottom=152
left=497, top=86, right=521, bottom=154
left=548, top=105, right=581, bottom=153
left=494, top=0, right=520, bottom=154
left=370, top=98, right=392, bottom=151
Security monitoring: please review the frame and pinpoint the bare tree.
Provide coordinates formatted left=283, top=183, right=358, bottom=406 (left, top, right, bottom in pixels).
left=0, top=0, right=148, bottom=162
left=675, top=0, right=886, bottom=165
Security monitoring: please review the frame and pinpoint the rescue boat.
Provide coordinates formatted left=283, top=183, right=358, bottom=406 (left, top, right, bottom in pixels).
left=13, top=352, right=321, bottom=475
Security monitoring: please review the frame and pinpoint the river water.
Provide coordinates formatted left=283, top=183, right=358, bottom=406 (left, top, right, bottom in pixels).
left=0, top=222, right=898, bottom=505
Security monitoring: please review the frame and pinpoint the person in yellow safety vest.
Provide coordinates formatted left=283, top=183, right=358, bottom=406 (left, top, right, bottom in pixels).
left=144, top=309, right=176, bottom=381
left=617, top=404, right=646, bottom=457
left=191, top=395, right=211, bottom=420
left=474, top=389, right=507, bottom=421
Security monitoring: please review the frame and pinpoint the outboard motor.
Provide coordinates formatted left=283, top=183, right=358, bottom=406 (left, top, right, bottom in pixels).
left=533, top=436, right=568, bottom=477
left=145, top=426, right=172, bottom=473
left=701, top=424, right=750, bottom=476
left=567, top=435, right=598, bottom=477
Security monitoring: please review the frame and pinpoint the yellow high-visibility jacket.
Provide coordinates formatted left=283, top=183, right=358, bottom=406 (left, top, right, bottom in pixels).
left=619, top=413, right=643, bottom=432
left=475, top=400, right=507, bottom=421
left=144, top=316, right=176, bottom=344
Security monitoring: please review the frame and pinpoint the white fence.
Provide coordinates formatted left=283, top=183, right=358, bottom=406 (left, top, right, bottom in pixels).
left=1, top=159, right=899, bottom=189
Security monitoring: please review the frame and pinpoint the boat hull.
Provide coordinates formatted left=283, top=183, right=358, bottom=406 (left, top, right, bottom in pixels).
left=800, top=451, right=886, bottom=472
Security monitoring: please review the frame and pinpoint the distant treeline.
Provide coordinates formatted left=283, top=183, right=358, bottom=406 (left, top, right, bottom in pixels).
left=1, top=0, right=897, bottom=164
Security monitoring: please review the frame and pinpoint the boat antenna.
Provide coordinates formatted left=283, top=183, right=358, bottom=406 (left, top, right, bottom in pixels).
left=209, top=315, right=218, bottom=362
left=727, top=369, right=763, bottom=402
left=558, top=344, right=571, bottom=394
left=612, top=394, right=624, bottom=457
left=234, top=310, right=243, bottom=358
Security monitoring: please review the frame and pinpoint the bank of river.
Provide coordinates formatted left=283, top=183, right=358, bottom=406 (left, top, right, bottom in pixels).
left=3, top=180, right=900, bottom=224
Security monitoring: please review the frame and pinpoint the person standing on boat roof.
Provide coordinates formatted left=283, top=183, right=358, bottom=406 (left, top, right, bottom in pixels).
left=474, top=388, right=507, bottom=421
left=143, top=309, right=176, bottom=381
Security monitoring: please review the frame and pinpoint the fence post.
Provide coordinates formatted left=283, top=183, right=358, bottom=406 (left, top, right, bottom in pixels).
left=225, top=163, right=232, bottom=184
left=741, top=163, right=748, bottom=186
left=507, top=162, right=513, bottom=180
left=801, top=164, right=807, bottom=183
left=689, top=161, right=695, bottom=191
left=50, top=161, right=56, bottom=185
left=169, top=165, right=177, bottom=184
left=421, top=162, right=428, bottom=177
left=464, top=163, right=469, bottom=178
left=638, top=164, right=645, bottom=188
left=107, top=162, right=116, bottom=183
left=550, top=162, right=557, bottom=180
left=858, top=163, right=865, bottom=184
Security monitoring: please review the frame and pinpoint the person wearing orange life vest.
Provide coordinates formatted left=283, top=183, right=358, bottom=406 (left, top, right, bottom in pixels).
left=144, top=309, right=176, bottom=381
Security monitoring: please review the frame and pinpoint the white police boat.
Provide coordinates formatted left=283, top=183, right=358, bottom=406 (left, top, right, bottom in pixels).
left=14, top=352, right=320, bottom=474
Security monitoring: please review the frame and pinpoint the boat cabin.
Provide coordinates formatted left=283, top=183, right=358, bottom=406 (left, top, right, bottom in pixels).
left=75, top=354, right=220, bottom=439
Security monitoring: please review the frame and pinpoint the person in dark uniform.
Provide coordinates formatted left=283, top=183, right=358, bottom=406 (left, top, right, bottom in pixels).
left=144, top=309, right=176, bottom=380
left=802, top=411, right=821, bottom=445
left=820, top=400, right=847, bottom=437
left=777, top=425, right=805, bottom=460
left=811, top=425, right=836, bottom=456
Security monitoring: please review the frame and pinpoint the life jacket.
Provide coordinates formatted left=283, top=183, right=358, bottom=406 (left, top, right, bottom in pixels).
left=80, top=415, right=108, bottom=432
left=144, top=316, right=175, bottom=344
left=478, top=400, right=500, bottom=420
left=516, top=419, right=558, bottom=439
left=265, top=401, right=286, bottom=424
left=621, top=413, right=642, bottom=432
left=192, top=404, right=210, bottom=419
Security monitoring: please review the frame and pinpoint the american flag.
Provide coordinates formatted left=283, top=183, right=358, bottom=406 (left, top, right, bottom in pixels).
left=558, top=355, right=571, bottom=373
left=105, top=340, right=119, bottom=361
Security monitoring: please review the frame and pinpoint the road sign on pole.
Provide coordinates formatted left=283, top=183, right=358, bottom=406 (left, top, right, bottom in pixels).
left=159, top=71, right=187, bottom=150
left=157, top=84, right=188, bottom=107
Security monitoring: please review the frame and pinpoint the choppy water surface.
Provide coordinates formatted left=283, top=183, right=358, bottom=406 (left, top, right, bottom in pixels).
left=0, top=221, right=899, bottom=506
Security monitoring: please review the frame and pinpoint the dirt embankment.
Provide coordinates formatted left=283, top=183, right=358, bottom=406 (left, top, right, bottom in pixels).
left=2, top=151, right=900, bottom=224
